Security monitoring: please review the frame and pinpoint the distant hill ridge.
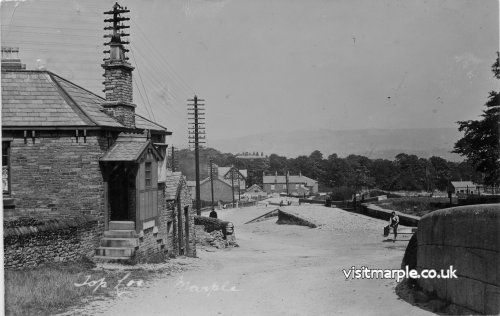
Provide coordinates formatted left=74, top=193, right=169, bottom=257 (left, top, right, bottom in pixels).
left=210, top=128, right=463, bottom=161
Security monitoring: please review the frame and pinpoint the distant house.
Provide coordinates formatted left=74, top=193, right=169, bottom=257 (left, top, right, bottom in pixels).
left=187, top=177, right=237, bottom=204
left=451, top=181, right=479, bottom=195
left=263, top=173, right=318, bottom=196
left=243, top=184, right=267, bottom=200
left=217, top=166, right=247, bottom=190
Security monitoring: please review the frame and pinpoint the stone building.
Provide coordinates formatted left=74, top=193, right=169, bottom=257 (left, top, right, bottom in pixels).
left=164, top=171, right=196, bottom=257
left=2, top=3, right=195, bottom=268
left=262, top=172, right=318, bottom=196
left=187, top=165, right=247, bottom=205
left=216, top=166, right=247, bottom=190
left=242, top=184, right=267, bottom=200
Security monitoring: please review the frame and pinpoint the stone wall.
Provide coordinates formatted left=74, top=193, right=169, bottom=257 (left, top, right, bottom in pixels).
left=4, top=215, right=99, bottom=269
left=276, top=210, right=317, bottom=228
left=164, top=177, right=196, bottom=258
left=133, top=227, right=166, bottom=263
left=179, top=178, right=196, bottom=257
left=194, top=216, right=231, bottom=233
left=360, top=203, right=420, bottom=227
left=416, top=204, right=499, bottom=315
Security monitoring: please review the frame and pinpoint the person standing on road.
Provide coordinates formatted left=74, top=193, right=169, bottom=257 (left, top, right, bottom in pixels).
left=209, top=208, right=218, bottom=218
left=389, top=211, right=399, bottom=242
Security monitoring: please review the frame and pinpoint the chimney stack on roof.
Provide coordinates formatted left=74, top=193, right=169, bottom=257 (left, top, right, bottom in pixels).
left=1, top=47, right=26, bottom=70
left=101, top=2, right=136, bottom=129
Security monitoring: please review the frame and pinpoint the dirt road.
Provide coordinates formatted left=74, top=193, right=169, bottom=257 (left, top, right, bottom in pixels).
left=72, top=205, right=432, bottom=316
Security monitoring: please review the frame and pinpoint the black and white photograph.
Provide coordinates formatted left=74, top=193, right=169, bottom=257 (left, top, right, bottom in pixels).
left=0, top=0, right=499, bottom=315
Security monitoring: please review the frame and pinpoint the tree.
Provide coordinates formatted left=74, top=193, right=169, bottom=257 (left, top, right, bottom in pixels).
left=453, top=53, right=500, bottom=185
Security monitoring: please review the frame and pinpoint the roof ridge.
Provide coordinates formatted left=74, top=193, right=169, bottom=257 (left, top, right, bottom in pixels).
left=48, top=71, right=106, bottom=101
left=135, top=113, right=168, bottom=131
left=47, top=72, right=97, bottom=126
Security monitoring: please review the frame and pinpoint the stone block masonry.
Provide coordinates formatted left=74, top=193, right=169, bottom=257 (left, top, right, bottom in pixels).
left=3, top=130, right=109, bottom=268
left=4, top=130, right=108, bottom=231
left=103, top=66, right=133, bottom=103
left=416, top=204, right=499, bottom=315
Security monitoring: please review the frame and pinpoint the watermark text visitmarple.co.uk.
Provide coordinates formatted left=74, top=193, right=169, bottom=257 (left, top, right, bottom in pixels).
left=342, top=265, right=458, bottom=283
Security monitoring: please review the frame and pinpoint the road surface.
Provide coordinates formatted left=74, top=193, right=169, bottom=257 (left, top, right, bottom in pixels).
left=69, top=205, right=432, bottom=316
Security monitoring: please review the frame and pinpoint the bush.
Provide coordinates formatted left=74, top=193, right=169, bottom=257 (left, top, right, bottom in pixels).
left=330, top=186, right=355, bottom=201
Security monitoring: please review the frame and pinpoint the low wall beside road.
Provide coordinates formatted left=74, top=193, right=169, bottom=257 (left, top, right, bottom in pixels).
left=416, top=204, right=500, bottom=315
left=360, top=203, right=420, bottom=227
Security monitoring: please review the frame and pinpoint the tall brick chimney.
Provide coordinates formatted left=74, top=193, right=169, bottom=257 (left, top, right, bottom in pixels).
left=102, top=2, right=135, bottom=128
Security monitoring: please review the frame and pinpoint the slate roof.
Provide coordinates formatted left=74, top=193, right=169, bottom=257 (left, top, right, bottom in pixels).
left=165, top=171, right=184, bottom=200
left=244, top=184, right=265, bottom=193
left=200, top=176, right=232, bottom=187
left=451, top=181, right=477, bottom=188
left=1, top=69, right=169, bottom=133
left=100, top=133, right=160, bottom=162
left=218, top=167, right=247, bottom=179
left=263, top=174, right=317, bottom=186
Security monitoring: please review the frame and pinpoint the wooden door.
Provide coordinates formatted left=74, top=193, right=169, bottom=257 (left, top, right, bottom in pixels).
left=137, top=150, right=159, bottom=229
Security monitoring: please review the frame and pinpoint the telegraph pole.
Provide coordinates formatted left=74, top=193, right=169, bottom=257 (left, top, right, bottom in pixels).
left=285, top=170, right=289, bottom=195
left=230, top=166, right=235, bottom=207
left=171, top=146, right=175, bottom=172
left=237, top=168, right=241, bottom=201
left=209, top=157, right=215, bottom=209
left=188, top=95, right=205, bottom=216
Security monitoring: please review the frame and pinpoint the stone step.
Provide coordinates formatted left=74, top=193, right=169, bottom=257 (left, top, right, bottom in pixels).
left=95, top=247, right=134, bottom=257
left=93, top=255, right=132, bottom=262
left=109, top=221, right=135, bottom=231
left=104, top=230, right=138, bottom=238
left=100, top=237, right=138, bottom=248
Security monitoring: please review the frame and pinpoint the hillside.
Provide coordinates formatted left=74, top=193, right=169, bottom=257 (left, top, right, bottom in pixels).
left=209, top=128, right=463, bottom=161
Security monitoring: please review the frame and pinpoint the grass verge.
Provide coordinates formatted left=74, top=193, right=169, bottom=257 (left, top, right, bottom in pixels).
left=4, top=258, right=166, bottom=316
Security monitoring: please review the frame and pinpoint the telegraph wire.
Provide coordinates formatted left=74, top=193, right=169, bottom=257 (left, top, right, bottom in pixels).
left=132, top=72, right=153, bottom=120
left=131, top=20, right=195, bottom=95
left=130, top=48, right=156, bottom=122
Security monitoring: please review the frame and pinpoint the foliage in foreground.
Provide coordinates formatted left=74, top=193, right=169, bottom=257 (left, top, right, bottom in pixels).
left=453, top=53, right=500, bottom=186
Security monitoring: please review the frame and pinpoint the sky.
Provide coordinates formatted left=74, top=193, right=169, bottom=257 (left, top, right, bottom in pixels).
left=1, top=0, right=498, bottom=148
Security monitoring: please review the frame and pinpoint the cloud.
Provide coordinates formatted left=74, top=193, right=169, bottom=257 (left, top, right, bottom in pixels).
left=454, top=53, right=483, bottom=81
left=454, top=52, right=482, bottom=69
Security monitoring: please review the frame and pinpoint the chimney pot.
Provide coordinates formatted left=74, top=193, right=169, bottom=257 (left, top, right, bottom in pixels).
left=1, top=47, right=26, bottom=70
